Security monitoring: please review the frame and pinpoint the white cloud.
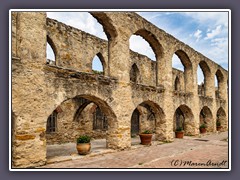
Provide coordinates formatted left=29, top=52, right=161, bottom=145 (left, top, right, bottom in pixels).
left=193, top=29, right=202, bottom=42
left=204, top=25, right=222, bottom=40
left=47, top=12, right=107, bottom=40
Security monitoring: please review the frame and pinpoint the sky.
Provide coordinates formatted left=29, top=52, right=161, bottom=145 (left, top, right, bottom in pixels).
left=46, top=11, right=229, bottom=84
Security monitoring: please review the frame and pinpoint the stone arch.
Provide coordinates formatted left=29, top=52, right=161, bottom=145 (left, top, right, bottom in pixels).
left=174, top=76, right=180, bottom=91
left=173, top=104, right=195, bottom=135
left=46, top=94, right=117, bottom=148
left=89, top=12, right=117, bottom=40
left=173, top=50, right=193, bottom=93
left=131, top=100, right=165, bottom=140
left=199, top=106, right=214, bottom=132
left=46, top=35, right=57, bottom=65
left=91, top=52, right=106, bottom=75
left=216, top=107, right=227, bottom=131
left=215, top=69, right=225, bottom=98
left=130, top=28, right=164, bottom=86
left=198, top=61, right=211, bottom=96
left=130, top=63, right=140, bottom=83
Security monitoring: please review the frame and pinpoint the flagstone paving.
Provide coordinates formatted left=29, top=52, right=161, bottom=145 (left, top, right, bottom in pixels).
left=40, top=132, right=228, bottom=169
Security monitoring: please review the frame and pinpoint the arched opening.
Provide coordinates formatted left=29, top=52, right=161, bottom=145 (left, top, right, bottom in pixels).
left=173, top=105, right=195, bottom=136
left=216, top=107, right=227, bottom=131
left=92, top=53, right=105, bottom=75
left=46, top=36, right=57, bottom=65
left=199, top=106, right=214, bottom=132
left=215, top=69, right=224, bottom=99
left=129, top=29, right=163, bottom=86
left=46, top=95, right=117, bottom=160
left=130, top=63, right=140, bottom=83
left=174, top=76, right=181, bottom=91
left=172, top=50, right=193, bottom=93
left=131, top=101, right=165, bottom=144
left=131, top=109, right=140, bottom=136
left=197, top=61, right=211, bottom=96
left=129, top=35, right=156, bottom=61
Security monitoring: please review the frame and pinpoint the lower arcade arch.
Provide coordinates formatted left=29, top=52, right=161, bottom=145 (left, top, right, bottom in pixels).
left=173, top=105, right=195, bottom=136
left=216, top=107, right=227, bottom=131
left=130, top=101, right=165, bottom=140
left=45, top=95, right=117, bottom=159
left=199, top=106, right=214, bottom=132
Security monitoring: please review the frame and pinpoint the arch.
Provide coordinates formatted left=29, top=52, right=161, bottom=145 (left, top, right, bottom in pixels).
left=131, top=108, right=140, bottom=136
left=130, top=29, right=163, bottom=86
left=46, top=94, right=117, bottom=149
left=216, top=107, right=227, bottom=131
left=199, top=106, right=214, bottom=132
left=215, top=69, right=225, bottom=99
left=174, top=76, right=180, bottom=91
left=130, top=63, right=140, bottom=83
left=133, top=29, right=163, bottom=60
left=92, top=53, right=106, bottom=75
left=173, top=50, right=193, bottom=93
left=198, top=61, right=211, bottom=96
left=173, top=104, right=195, bottom=135
left=89, top=12, right=117, bottom=40
left=46, top=35, right=57, bottom=65
left=131, top=100, right=165, bottom=140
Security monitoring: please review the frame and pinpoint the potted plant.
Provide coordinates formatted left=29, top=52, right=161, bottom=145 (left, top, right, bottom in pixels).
left=139, top=130, right=153, bottom=145
left=216, top=121, right=222, bottom=131
left=199, top=123, right=207, bottom=133
left=76, top=135, right=91, bottom=155
left=175, top=127, right=184, bottom=138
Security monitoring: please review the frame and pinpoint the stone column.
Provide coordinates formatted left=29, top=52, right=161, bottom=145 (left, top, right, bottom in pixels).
left=106, top=35, right=134, bottom=149
left=12, top=12, right=48, bottom=168
left=156, top=53, right=174, bottom=141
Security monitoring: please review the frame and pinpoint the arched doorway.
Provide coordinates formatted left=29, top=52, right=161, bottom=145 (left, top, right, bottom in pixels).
left=199, top=106, right=214, bottom=132
left=173, top=105, right=195, bottom=136
left=131, top=100, right=165, bottom=141
left=216, top=107, right=227, bottom=131
left=131, top=109, right=140, bottom=136
left=46, top=95, right=117, bottom=160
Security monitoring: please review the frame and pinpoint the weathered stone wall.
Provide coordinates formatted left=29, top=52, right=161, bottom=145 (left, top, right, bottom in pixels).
left=12, top=11, right=229, bottom=168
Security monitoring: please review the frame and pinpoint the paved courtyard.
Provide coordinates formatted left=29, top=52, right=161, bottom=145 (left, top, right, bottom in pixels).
left=40, top=132, right=229, bottom=169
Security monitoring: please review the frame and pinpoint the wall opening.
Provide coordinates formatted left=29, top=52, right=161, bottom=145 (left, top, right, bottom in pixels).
left=131, top=100, right=165, bottom=142
left=173, top=105, right=195, bottom=136
left=215, top=69, right=224, bottom=99
left=216, top=107, right=227, bottom=131
left=46, top=36, right=57, bottom=65
left=46, top=95, right=117, bottom=160
left=172, top=50, right=192, bottom=93
left=130, top=63, right=140, bottom=83
left=199, top=106, right=213, bottom=132
left=129, top=35, right=156, bottom=61
left=92, top=53, right=104, bottom=75
left=174, top=76, right=181, bottom=91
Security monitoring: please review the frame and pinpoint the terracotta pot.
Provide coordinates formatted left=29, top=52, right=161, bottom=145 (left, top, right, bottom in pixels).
left=76, top=143, right=91, bottom=155
left=175, top=131, right=184, bottom=138
left=139, top=134, right=152, bottom=145
left=217, top=126, right=222, bottom=131
left=200, top=128, right=207, bottom=134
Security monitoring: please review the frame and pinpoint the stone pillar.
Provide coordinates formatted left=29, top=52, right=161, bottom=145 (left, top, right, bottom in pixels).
left=106, top=35, right=133, bottom=149
left=156, top=53, right=174, bottom=141
left=12, top=12, right=48, bottom=168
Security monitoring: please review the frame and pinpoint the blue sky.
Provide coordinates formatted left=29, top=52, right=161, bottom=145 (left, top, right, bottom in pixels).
left=47, top=11, right=229, bottom=84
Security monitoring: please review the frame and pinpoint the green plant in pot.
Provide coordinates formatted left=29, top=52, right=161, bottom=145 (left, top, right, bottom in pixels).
left=216, top=121, right=222, bottom=131
left=139, top=130, right=153, bottom=145
left=175, top=127, right=184, bottom=138
left=76, top=135, right=91, bottom=155
left=199, top=123, right=207, bottom=134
